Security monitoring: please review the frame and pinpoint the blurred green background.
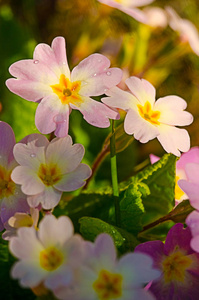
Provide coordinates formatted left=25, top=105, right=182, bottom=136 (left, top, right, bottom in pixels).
left=0, top=0, right=199, bottom=187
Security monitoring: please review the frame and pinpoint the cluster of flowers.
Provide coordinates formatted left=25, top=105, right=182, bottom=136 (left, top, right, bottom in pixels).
left=1, top=25, right=199, bottom=299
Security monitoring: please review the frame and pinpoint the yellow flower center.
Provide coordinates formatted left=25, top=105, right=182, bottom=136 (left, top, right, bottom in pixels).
left=162, top=250, right=192, bottom=283
left=137, top=101, right=160, bottom=125
left=51, top=74, right=83, bottom=106
left=93, top=269, right=123, bottom=300
left=38, top=164, right=61, bottom=186
left=175, top=175, right=185, bottom=201
left=40, top=246, right=64, bottom=271
left=0, top=166, right=15, bottom=198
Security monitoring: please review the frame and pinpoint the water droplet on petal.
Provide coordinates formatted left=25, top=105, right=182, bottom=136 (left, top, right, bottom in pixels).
left=63, top=61, right=66, bottom=65
left=98, top=59, right=102, bottom=63
left=104, top=88, right=108, bottom=92
left=93, top=73, right=97, bottom=77
left=106, top=71, right=111, bottom=76
left=33, top=60, right=39, bottom=64
left=30, top=153, right=36, bottom=158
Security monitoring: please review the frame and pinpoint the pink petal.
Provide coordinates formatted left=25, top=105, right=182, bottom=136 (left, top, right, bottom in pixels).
left=9, top=226, right=43, bottom=259
left=11, top=166, right=45, bottom=195
left=177, top=147, right=199, bottom=169
left=125, top=77, right=156, bottom=106
left=157, top=125, right=190, bottom=156
left=186, top=211, right=199, bottom=237
left=35, top=95, right=67, bottom=135
left=6, top=78, right=51, bottom=102
left=78, top=68, right=123, bottom=97
left=51, top=36, right=71, bottom=77
left=54, top=164, right=91, bottom=192
left=11, top=260, right=46, bottom=288
left=71, top=53, right=111, bottom=81
left=102, top=86, right=137, bottom=111
left=124, top=109, right=159, bottom=142
left=0, top=121, right=15, bottom=164
left=155, top=96, right=193, bottom=126
left=13, top=134, right=48, bottom=168
left=38, top=215, right=74, bottom=248
left=178, top=180, right=199, bottom=210
left=73, top=96, right=119, bottom=128
left=27, top=187, right=62, bottom=209
left=46, top=136, right=86, bottom=173
left=118, top=7, right=150, bottom=24
left=184, top=163, right=199, bottom=183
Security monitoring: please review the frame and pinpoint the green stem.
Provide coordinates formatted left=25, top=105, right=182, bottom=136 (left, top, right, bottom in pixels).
left=110, top=120, right=120, bottom=226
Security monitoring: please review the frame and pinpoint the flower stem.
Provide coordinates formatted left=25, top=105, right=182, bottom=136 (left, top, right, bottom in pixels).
left=110, top=120, right=121, bottom=226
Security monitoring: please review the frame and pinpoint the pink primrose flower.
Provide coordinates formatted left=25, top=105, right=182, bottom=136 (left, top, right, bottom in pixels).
left=11, top=134, right=91, bottom=210
left=135, top=223, right=199, bottom=300
left=178, top=161, right=199, bottom=211
left=9, top=214, right=85, bottom=290
left=98, top=0, right=155, bottom=24
left=166, top=6, right=199, bottom=56
left=0, top=121, right=29, bottom=231
left=186, top=211, right=199, bottom=254
left=150, top=147, right=199, bottom=203
left=2, top=207, right=39, bottom=240
left=54, top=233, right=160, bottom=300
left=102, top=76, right=193, bottom=156
left=6, top=36, right=122, bottom=137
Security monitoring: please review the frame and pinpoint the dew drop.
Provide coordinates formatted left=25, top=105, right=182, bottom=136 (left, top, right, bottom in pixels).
left=98, top=59, right=102, bottom=63
left=93, top=73, right=97, bottom=77
left=104, top=88, right=108, bottom=93
left=30, top=153, right=36, bottom=158
left=106, top=71, right=111, bottom=76
left=33, top=60, right=39, bottom=64
left=63, top=61, right=66, bottom=65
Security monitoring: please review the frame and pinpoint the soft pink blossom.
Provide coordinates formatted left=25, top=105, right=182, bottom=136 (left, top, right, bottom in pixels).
left=102, top=76, right=193, bottom=156
left=166, top=6, right=199, bottom=56
left=98, top=0, right=155, bottom=24
left=11, top=134, right=91, bottom=209
left=6, top=37, right=122, bottom=137
left=2, top=207, right=39, bottom=240
left=9, top=214, right=85, bottom=290
left=150, top=147, right=199, bottom=203
left=54, top=233, right=160, bottom=300
left=0, top=121, right=29, bottom=231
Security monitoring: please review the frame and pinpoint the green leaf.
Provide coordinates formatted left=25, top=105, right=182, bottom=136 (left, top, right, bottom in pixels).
left=135, top=153, right=177, bottom=225
left=79, top=217, right=138, bottom=252
left=119, top=179, right=148, bottom=235
left=54, top=190, right=114, bottom=232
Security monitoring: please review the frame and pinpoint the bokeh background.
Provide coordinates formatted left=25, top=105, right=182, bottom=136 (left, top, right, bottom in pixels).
left=0, top=0, right=199, bottom=187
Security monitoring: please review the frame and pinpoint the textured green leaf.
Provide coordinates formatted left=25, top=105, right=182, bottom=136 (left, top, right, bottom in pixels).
left=119, top=179, right=148, bottom=235
left=79, top=217, right=138, bottom=252
left=54, top=190, right=114, bottom=232
left=135, top=153, right=177, bottom=225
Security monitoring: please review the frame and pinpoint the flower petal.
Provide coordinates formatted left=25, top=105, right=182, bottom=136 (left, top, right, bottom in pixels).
left=73, top=96, right=119, bottom=128
left=38, top=215, right=74, bottom=247
left=54, top=164, right=91, bottom=191
left=157, top=125, right=190, bottom=156
left=46, top=136, right=85, bottom=173
left=11, top=166, right=45, bottom=195
left=125, top=77, right=156, bottom=106
left=155, top=96, right=193, bottom=126
left=0, top=121, right=15, bottom=165
left=27, top=187, right=62, bottom=209
left=124, top=109, right=159, bottom=142
left=102, top=86, right=138, bottom=111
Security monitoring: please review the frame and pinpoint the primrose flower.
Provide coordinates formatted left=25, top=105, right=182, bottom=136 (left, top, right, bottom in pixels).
left=102, top=76, right=193, bottom=156
left=11, top=134, right=91, bottom=209
left=98, top=0, right=155, bottom=24
left=150, top=147, right=199, bottom=203
left=0, top=121, right=29, bottom=231
left=135, top=223, right=199, bottom=300
left=2, top=207, right=39, bottom=240
left=178, top=161, right=199, bottom=211
left=6, top=37, right=122, bottom=137
left=166, top=6, right=199, bottom=56
left=9, top=214, right=85, bottom=291
left=54, top=233, right=160, bottom=300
